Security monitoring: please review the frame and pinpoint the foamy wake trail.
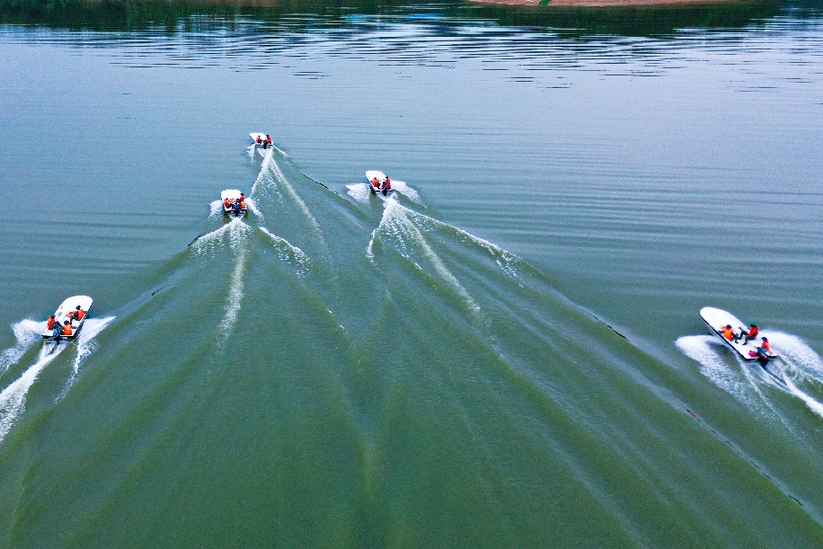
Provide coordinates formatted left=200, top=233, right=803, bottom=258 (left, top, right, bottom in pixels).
left=388, top=180, right=421, bottom=204
left=767, top=331, right=823, bottom=419
left=676, top=335, right=762, bottom=411
left=60, top=316, right=116, bottom=399
left=678, top=332, right=823, bottom=421
left=0, top=346, right=63, bottom=443
left=189, top=218, right=250, bottom=343
left=209, top=200, right=223, bottom=218
left=192, top=217, right=251, bottom=256
left=219, top=249, right=246, bottom=344
left=369, top=199, right=481, bottom=317
left=347, top=183, right=371, bottom=204
left=368, top=199, right=521, bottom=281
left=259, top=227, right=310, bottom=276
left=247, top=144, right=256, bottom=162
left=0, top=319, right=45, bottom=375
left=781, top=376, right=823, bottom=419
left=245, top=197, right=262, bottom=218
left=252, top=150, right=322, bottom=237
left=767, top=331, right=823, bottom=383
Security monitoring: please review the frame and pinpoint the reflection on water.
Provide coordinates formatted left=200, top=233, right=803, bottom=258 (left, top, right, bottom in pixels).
left=2, top=0, right=821, bottom=81
left=0, top=0, right=794, bottom=38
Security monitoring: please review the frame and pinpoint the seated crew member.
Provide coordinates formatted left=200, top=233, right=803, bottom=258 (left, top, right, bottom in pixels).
left=266, top=135, right=272, bottom=145
left=721, top=324, right=735, bottom=341
left=256, top=135, right=263, bottom=144
left=74, top=305, right=85, bottom=322
left=736, top=323, right=758, bottom=344
left=384, top=176, right=391, bottom=190
left=47, top=315, right=58, bottom=330
left=759, top=337, right=772, bottom=356
left=224, top=197, right=231, bottom=210
left=239, top=193, right=247, bottom=211
left=371, top=177, right=380, bottom=189
left=62, top=320, right=73, bottom=336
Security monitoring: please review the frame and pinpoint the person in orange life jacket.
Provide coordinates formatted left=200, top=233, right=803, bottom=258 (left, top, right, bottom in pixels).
left=223, top=197, right=231, bottom=210
left=47, top=315, right=57, bottom=330
left=73, top=305, right=85, bottom=322
left=721, top=324, right=734, bottom=341
left=239, top=193, right=247, bottom=211
left=736, top=323, right=758, bottom=344
left=384, top=176, right=391, bottom=190
left=256, top=135, right=262, bottom=144
left=266, top=135, right=272, bottom=145
left=62, top=320, right=73, bottom=336
left=759, top=337, right=771, bottom=355
left=371, top=177, right=380, bottom=189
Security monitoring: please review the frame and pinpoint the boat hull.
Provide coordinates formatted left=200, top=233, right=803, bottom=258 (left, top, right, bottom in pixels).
left=221, top=189, right=248, bottom=217
left=365, top=170, right=395, bottom=196
left=41, top=295, right=93, bottom=340
left=699, top=306, right=775, bottom=361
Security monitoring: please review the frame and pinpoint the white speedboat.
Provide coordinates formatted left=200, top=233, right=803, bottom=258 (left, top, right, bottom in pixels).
left=700, top=307, right=776, bottom=362
left=42, top=295, right=93, bottom=341
left=221, top=189, right=248, bottom=217
left=250, top=132, right=273, bottom=149
left=366, top=170, right=395, bottom=196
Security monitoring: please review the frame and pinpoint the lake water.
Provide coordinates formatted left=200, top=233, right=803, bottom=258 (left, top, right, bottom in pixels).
left=1, top=1, right=822, bottom=546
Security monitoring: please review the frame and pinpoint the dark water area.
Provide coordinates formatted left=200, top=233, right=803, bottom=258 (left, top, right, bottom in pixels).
left=1, top=0, right=823, bottom=547
left=0, top=0, right=790, bottom=36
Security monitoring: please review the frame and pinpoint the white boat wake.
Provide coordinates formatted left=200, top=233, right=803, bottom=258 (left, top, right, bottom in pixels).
left=676, top=335, right=765, bottom=412
left=387, top=179, right=421, bottom=204
left=368, top=198, right=481, bottom=318
left=259, top=227, right=311, bottom=276
left=0, top=347, right=63, bottom=443
left=0, top=319, right=45, bottom=375
left=218, top=248, right=246, bottom=344
left=677, top=331, right=823, bottom=420
left=208, top=199, right=224, bottom=218
left=192, top=217, right=251, bottom=256
left=0, top=315, right=114, bottom=443
left=346, top=183, right=371, bottom=204
left=253, top=149, right=322, bottom=238
left=59, top=316, right=117, bottom=399
left=368, top=198, right=523, bottom=282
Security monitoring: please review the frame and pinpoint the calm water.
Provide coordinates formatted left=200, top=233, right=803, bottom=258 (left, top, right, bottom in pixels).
left=1, top=1, right=823, bottom=547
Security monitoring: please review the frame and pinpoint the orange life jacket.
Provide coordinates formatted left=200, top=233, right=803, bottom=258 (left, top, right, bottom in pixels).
left=47, top=318, right=57, bottom=330
left=76, top=309, right=85, bottom=321
left=63, top=324, right=73, bottom=336
left=748, top=326, right=759, bottom=339
left=721, top=326, right=734, bottom=341
left=761, top=340, right=771, bottom=353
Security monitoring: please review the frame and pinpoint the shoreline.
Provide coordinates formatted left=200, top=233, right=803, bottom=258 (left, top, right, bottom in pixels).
left=469, top=0, right=746, bottom=7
